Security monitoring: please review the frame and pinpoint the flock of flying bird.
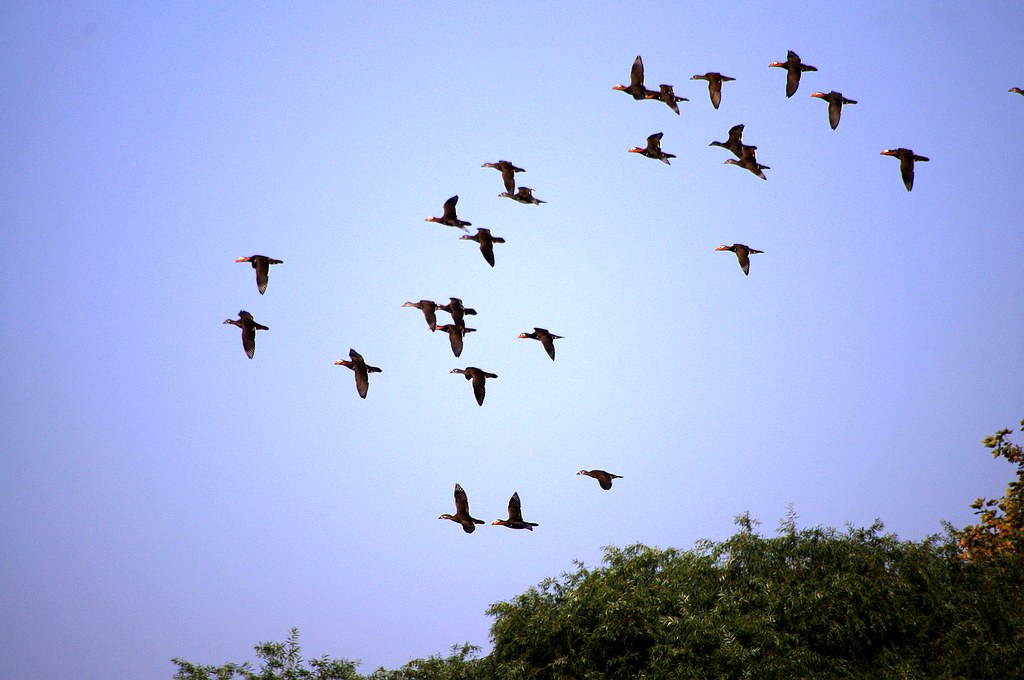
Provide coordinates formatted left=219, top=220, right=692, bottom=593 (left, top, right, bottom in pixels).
left=222, top=56, right=1024, bottom=535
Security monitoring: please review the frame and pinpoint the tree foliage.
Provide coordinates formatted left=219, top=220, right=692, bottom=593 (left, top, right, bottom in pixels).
left=958, top=419, right=1024, bottom=560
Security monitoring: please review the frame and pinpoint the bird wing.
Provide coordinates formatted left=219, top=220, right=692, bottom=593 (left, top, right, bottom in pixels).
left=471, top=371, right=487, bottom=405
left=242, top=325, right=256, bottom=359
left=630, top=55, right=644, bottom=88
left=647, top=132, right=663, bottom=150
left=540, top=333, right=556, bottom=360
left=501, top=166, right=515, bottom=194
left=449, top=327, right=464, bottom=357
left=442, top=195, right=459, bottom=220
left=354, top=363, right=369, bottom=398
left=454, top=484, right=470, bottom=515
left=736, top=248, right=751, bottom=275
left=785, top=69, right=800, bottom=98
left=508, top=492, right=524, bottom=522
left=480, top=240, right=496, bottom=267
left=710, top=79, right=723, bottom=109
left=828, top=98, right=842, bottom=129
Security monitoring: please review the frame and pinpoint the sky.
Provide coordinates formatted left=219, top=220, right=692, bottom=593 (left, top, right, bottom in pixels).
left=1, top=3, right=1022, bottom=678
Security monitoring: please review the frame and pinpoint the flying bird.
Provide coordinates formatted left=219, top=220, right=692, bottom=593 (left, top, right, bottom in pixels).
left=811, top=91, right=857, bottom=130
left=612, top=55, right=653, bottom=100
left=628, top=132, right=676, bottom=165
left=691, top=72, right=735, bottom=109
left=500, top=187, right=546, bottom=205
left=460, top=228, right=505, bottom=267
left=709, top=124, right=750, bottom=159
left=437, top=297, right=477, bottom=329
left=482, top=160, right=524, bottom=194
left=518, top=328, right=563, bottom=360
left=769, top=50, right=817, bottom=98
left=450, top=367, right=497, bottom=406
left=880, top=148, right=930, bottom=192
left=724, top=145, right=769, bottom=180
left=647, top=84, right=688, bottom=114
left=716, top=243, right=764, bottom=276
left=235, top=255, right=282, bottom=295
left=438, top=483, right=484, bottom=534
left=334, top=348, right=381, bottom=399
left=223, top=310, right=268, bottom=359
left=403, top=299, right=440, bottom=332
left=426, top=195, right=472, bottom=231
left=436, top=324, right=476, bottom=358
left=1010, top=87, right=1023, bottom=96
left=578, top=469, right=623, bottom=490
left=492, top=492, right=539, bottom=530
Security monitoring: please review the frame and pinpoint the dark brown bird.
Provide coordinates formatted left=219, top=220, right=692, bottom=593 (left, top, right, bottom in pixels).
left=460, top=228, right=505, bottom=267
left=492, top=492, right=539, bottom=530
left=403, top=299, right=440, bottom=332
left=691, top=72, right=735, bottom=109
left=647, top=84, right=688, bottom=114
left=709, top=124, right=751, bottom=159
left=810, top=91, right=857, bottom=130
left=334, top=348, right=381, bottom=399
left=235, top=255, right=283, bottom=295
left=724, top=144, right=769, bottom=180
left=880, top=148, right=929, bottom=192
left=223, top=310, right=268, bottom=359
left=450, top=367, right=497, bottom=406
left=1010, top=87, right=1024, bottom=96
left=437, top=297, right=477, bottom=329
left=438, top=483, right=484, bottom=533
left=769, top=50, right=817, bottom=98
left=482, top=160, right=524, bottom=194
left=426, top=195, right=472, bottom=232
left=612, top=55, right=653, bottom=100
left=716, top=243, right=763, bottom=276
left=500, top=187, right=546, bottom=205
left=518, top=328, right=563, bottom=360
left=628, top=132, right=676, bottom=165
left=577, top=469, right=623, bottom=490
left=436, top=324, right=476, bottom=358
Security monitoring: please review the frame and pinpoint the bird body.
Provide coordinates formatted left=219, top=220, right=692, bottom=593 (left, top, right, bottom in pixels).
left=880, top=148, right=929, bottom=191
left=439, top=483, right=484, bottom=533
left=612, top=55, right=653, bottom=100
left=403, top=299, right=440, bottom=332
left=691, top=72, right=735, bottom=109
left=769, top=50, right=817, bottom=98
left=492, top=492, right=538, bottom=530
left=628, top=132, right=676, bottom=165
left=518, top=328, right=563, bottom=360
left=811, top=91, right=857, bottom=129
left=223, top=310, right=268, bottom=359
left=426, top=195, right=471, bottom=231
left=451, top=367, right=497, bottom=405
left=578, top=469, right=623, bottom=490
left=235, top=255, right=283, bottom=295
left=500, top=187, right=546, bottom=205
left=460, top=228, right=505, bottom=267
left=716, top=243, right=764, bottom=276
left=334, top=348, right=381, bottom=399
left=1010, top=87, right=1023, bottom=96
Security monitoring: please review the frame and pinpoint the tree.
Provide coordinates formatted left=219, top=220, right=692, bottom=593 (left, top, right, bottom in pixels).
left=958, top=419, right=1024, bottom=560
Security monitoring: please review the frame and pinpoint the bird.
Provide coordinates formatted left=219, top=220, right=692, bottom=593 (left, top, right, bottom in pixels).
left=460, top=228, right=505, bottom=267
left=492, top=492, right=539, bottom=530
left=691, top=72, right=735, bottom=109
left=1010, top=87, right=1023, bottom=96
left=724, top=145, right=770, bottom=180
left=500, top=187, right=546, bottom=205
left=437, top=297, right=477, bottom=329
left=450, top=367, right=497, bottom=406
left=709, top=124, right=750, bottom=159
left=438, top=483, right=484, bottom=534
left=769, top=50, right=817, bottom=98
left=810, top=91, right=857, bottom=130
left=612, top=55, right=653, bottom=100
left=628, top=132, right=675, bottom=165
left=577, top=469, right=623, bottom=490
left=403, top=300, right=440, bottom=332
left=425, top=195, right=471, bottom=232
left=482, top=160, right=524, bottom=194
left=518, top=328, right=563, bottom=360
left=334, top=348, right=381, bottom=399
left=647, top=84, right=688, bottom=114
left=235, top=255, right=283, bottom=295
left=880, top=148, right=930, bottom=192
left=716, top=244, right=764, bottom=276
left=436, top=324, right=476, bottom=358
left=223, top=310, right=268, bottom=359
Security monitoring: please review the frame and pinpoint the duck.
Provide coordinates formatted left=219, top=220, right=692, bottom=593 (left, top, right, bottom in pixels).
left=628, top=132, right=675, bottom=165
left=1010, top=87, right=1024, bottom=96
left=402, top=299, right=440, bottom=332
left=492, top=492, right=539, bottom=530
left=709, top=124, right=750, bottom=159
left=334, top=348, right=381, bottom=399
left=716, top=243, right=764, bottom=276
left=235, top=255, right=283, bottom=295
left=437, top=297, right=477, bottom=329
left=223, top=310, right=268, bottom=360
left=436, top=324, right=476, bottom=358
left=880, top=148, right=929, bottom=192
left=724, top=144, right=769, bottom=180
left=647, top=84, right=688, bottom=114
left=450, top=367, right=497, bottom=406
left=769, top=51, right=817, bottom=98
left=460, top=228, right=505, bottom=267
left=426, top=195, right=472, bottom=232
left=612, top=55, right=653, bottom=100
left=482, top=160, right=524, bottom=194
left=810, top=91, right=857, bottom=130
left=438, top=483, right=484, bottom=533
left=500, top=187, right=546, bottom=205
left=518, top=328, right=563, bottom=360
left=691, top=72, right=735, bottom=109
left=577, top=469, right=623, bottom=490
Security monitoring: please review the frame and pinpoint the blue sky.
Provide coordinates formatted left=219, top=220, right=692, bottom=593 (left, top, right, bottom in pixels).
left=2, top=3, right=1022, bottom=678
